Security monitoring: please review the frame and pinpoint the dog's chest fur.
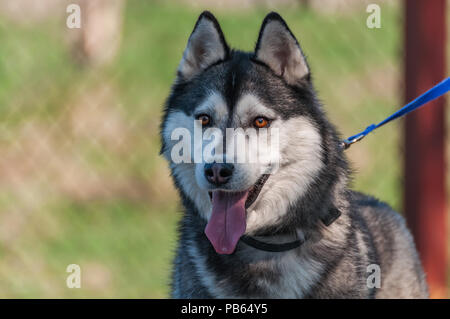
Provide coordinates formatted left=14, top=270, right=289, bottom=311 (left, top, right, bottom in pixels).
left=172, top=211, right=354, bottom=299
left=189, top=239, right=324, bottom=298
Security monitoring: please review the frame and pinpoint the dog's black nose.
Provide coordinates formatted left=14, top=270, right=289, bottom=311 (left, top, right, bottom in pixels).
left=204, top=163, right=234, bottom=185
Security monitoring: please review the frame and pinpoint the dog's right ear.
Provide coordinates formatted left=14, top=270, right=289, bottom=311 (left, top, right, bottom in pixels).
left=177, top=11, right=230, bottom=81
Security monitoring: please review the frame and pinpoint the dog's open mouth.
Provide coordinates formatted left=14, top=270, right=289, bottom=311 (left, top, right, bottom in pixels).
left=207, top=174, right=269, bottom=208
left=205, top=174, right=269, bottom=255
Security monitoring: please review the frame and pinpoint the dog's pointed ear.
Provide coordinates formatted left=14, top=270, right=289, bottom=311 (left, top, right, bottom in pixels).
left=254, top=12, right=310, bottom=85
left=177, top=11, right=229, bottom=81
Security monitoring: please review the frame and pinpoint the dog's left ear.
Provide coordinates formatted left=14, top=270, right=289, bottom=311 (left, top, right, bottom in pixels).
left=254, top=12, right=310, bottom=85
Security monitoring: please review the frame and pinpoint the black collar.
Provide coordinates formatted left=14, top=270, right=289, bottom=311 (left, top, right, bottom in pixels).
left=240, top=234, right=304, bottom=252
left=239, top=208, right=341, bottom=253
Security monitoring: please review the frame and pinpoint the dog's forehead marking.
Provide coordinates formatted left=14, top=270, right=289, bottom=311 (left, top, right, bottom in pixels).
left=233, top=93, right=277, bottom=125
left=195, top=91, right=228, bottom=123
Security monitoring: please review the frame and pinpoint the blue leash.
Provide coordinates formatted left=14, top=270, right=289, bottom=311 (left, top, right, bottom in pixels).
left=341, top=77, right=450, bottom=149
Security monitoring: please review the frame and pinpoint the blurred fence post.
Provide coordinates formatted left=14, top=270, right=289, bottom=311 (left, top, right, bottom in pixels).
left=404, top=0, right=447, bottom=298
left=71, top=0, right=124, bottom=66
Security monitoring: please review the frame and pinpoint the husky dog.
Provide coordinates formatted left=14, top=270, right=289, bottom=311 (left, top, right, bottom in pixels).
left=160, top=11, right=428, bottom=298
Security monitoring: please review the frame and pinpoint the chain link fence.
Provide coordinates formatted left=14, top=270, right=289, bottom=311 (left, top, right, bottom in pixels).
left=0, top=0, right=448, bottom=297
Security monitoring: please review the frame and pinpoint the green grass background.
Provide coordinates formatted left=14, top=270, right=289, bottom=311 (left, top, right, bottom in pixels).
left=0, top=1, right=446, bottom=297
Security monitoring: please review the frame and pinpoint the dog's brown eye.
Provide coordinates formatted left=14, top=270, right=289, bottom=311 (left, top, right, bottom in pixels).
left=254, top=117, right=269, bottom=128
left=196, top=114, right=211, bottom=126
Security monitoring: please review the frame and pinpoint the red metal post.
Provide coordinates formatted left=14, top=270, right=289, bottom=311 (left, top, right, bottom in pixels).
left=404, top=0, right=447, bottom=298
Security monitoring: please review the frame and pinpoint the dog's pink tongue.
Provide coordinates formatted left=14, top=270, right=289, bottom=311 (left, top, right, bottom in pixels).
left=205, top=191, right=248, bottom=254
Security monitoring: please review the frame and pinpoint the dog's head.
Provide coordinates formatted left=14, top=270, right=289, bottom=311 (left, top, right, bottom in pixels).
left=161, top=12, right=346, bottom=254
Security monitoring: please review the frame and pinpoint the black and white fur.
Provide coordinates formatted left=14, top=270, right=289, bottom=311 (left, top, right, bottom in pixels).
left=160, top=11, right=428, bottom=298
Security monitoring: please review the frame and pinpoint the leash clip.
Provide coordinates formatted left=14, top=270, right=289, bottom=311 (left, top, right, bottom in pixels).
left=341, top=134, right=365, bottom=150
left=341, top=124, right=376, bottom=150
